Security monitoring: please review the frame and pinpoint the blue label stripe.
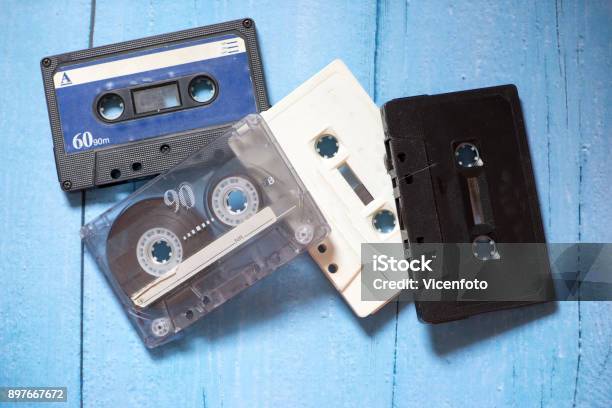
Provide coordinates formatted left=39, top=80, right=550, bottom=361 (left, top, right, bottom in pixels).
left=56, top=50, right=256, bottom=153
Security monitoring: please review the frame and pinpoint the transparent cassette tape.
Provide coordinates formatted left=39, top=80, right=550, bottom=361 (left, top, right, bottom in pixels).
left=81, top=115, right=329, bottom=347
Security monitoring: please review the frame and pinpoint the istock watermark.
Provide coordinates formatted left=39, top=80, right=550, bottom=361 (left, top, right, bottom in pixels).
left=370, top=254, right=488, bottom=291
left=360, top=243, right=612, bottom=302
left=372, top=254, right=434, bottom=272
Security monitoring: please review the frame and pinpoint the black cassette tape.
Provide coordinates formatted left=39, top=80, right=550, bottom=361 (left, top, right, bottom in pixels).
left=41, top=18, right=268, bottom=191
left=81, top=115, right=329, bottom=347
left=382, top=85, right=554, bottom=323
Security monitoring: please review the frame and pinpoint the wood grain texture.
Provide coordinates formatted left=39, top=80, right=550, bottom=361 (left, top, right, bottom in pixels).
left=375, top=1, right=611, bottom=407
left=81, top=2, right=397, bottom=408
left=0, top=1, right=92, bottom=407
left=0, top=1, right=609, bottom=407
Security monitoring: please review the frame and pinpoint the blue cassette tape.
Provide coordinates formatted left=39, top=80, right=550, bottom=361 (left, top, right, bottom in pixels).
left=41, top=18, right=268, bottom=191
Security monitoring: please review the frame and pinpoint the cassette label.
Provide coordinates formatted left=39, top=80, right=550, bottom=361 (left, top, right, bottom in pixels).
left=42, top=19, right=269, bottom=190
left=55, top=34, right=256, bottom=153
left=81, top=115, right=329, bottom=347
left=261, top=60, right=404, bottom=317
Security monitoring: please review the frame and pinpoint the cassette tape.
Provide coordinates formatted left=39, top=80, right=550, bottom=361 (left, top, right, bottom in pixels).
left=261, top=60, right=404, bottom=317
left=382, top=85, right=553, bottom=323
left=41, top=18, right=268, bottom=191
left=81, top=115, right=329, bottom=347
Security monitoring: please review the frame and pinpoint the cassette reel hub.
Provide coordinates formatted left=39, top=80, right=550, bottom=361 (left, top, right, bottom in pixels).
left=372, top=209, right=397, bottom=234
left=97, top=93, right=125, bottom=121
left=472, top=235, right=500, bottom=261
left=315, top=134, right=339, bottom=158
left=107, top=198, right=210, bottom=298
left=211, top=175, right=260, bottom=226
left=188, top=76, right=216, bottom=104
left=454, top=142, right=483, bottom=168
left=136, top=227, right=183, bottom=277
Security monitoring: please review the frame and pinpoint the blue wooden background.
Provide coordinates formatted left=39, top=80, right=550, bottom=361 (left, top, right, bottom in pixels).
left=0, top=1, right=610, bottom=407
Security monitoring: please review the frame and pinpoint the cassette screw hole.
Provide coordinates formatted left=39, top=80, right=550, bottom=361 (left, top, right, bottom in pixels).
left=189, top=76, right=216, bottom=103
left=62, top=180, right=72, bottom=190
left=315, top=135, right=339, bottom=158
left=327, top=264, right=338, bottom=274
left=151, top=240, right=172, bottom=264
left=455, top=142, right=483, bottom=168
left=110, top=169, right=121, bottom=179
left=97, top=93, right=125, bottom=121
left=42, top=57, right=51, bottom=67
left=372, top=209, right=396, bottom=234
left=150, top=317, right=171, bottom=338
left=397, top=152, right=406, bottom=162
left=295, top=224, right=314, bottom=245
left=131, top=162, right=142, bottom=172
left=317, top=244, right=327, bottom=253
left=185, top=310, right=194, bottom=320
left=264, top=176, right=275, bottom=186
left=242, top=18, right=253, bottom=28
left=472, top=235, right=499, bottom=261
left=226, top=189, right=248, bottom=214
left=160, top=144, right=171, bottom=154
left=202, top=296, right=210, bottom=305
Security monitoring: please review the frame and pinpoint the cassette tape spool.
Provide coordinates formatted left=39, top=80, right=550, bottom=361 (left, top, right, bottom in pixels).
left=81, top=115, right=329, bottom=347
left=261, top=60, right=404, bottom=317
left=382, top=85, right=553, bottom=323
left=41, top=18, right=268, bottom=191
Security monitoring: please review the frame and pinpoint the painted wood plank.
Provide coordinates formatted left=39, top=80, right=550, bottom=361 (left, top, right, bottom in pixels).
left=566, top=1, right=612, bottom=407
left=0, top=1, right=606, bottom=407
left=375, top=1, right=610, bottom=407
left=0, top=1, right=92, bottom=407
left=81, top=1, right=398, bottom=408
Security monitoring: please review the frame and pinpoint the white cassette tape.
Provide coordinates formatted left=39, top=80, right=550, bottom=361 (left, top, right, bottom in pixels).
left=261, top=60, right=403, bottom=316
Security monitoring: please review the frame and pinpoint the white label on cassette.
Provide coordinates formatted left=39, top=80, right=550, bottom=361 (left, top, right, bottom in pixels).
left=53, top=37, right=246, bottom=88
left=131, top=206, right=279, bottom=307
left=261, top=60, right=405, bottom=317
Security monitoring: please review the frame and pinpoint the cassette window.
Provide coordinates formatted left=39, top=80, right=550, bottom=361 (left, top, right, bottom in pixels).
left=132, top=83, right=181, bottom=114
